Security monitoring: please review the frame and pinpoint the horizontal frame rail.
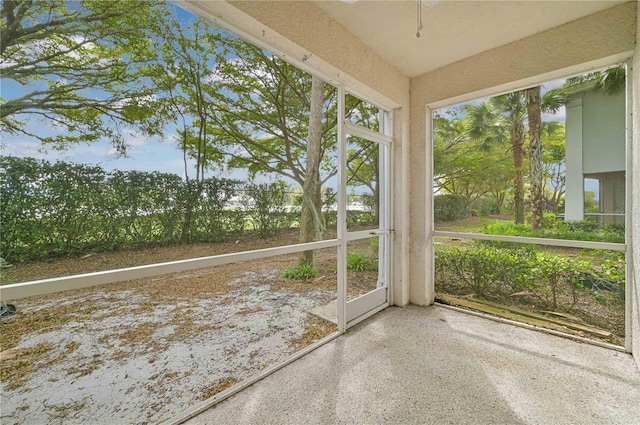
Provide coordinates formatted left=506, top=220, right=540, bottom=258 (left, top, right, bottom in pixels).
left=0, top=239, right=341, bottom=300
left=433, top=231, right=626, bottom=251
left=345, top=122, right=392, bottom=146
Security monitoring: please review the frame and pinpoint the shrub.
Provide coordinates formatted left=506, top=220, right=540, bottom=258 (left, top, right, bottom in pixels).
left=541, top=213, right=559, bottom=229
left=434, top=194, right=469, bottom=222
left=435, top=245, right=601, bottom=310
left=564, top=220, right=599, bottom=233
left=606, top=223, right=625, bottom=237
left=482, top=221, right=532, bottom=237
left=242, top=181, right=292, bottom=239
left=0, top=156, right=244, bottom=261
left=282, top=264, right=318, bottom=280
left=190, top=178, right=241, bottom=242
left=470, top=197, right=495, bottom=217
left=346, top=211, right=376, bottom=226
left=346, top=252, right=373, bottom=272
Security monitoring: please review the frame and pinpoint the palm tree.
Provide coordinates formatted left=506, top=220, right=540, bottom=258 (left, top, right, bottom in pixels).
left=561, top=65, right=626, bottom=95
left=525, top=87, right=564, bottom=229
left=525, top=87, right=543, bottom=229
left=467, top=92, right=527, bottom=223
left=467, top=88, right=564, bottom=226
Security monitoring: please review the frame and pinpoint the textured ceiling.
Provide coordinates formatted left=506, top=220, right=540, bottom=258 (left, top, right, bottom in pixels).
left=313, top=0, right=627, bottom=77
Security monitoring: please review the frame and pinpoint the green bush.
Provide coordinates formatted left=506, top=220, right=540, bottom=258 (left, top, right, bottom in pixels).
left=606, top=223, right=625, bottom=237
left=346, top=211, right=376, bottom=226
left=242, top=181, right=292, bottom=239
left=434, top=194, right=469, bottom=222
left=564, top=220, right=599, bottom=233
left=480, top=217, right=624, bottom=244
left=190, top=178, right=240, bottom=242
left=0, top=156, right=243, bottom=261
left=541, top=213, right=559, bottom=229
left=346, top=252, right=375, bottom=272
left=483, top=221, right=532, bottom=237
left=470, top=197, right=495, bottom=217
left=282, top=263, right=318, bottom=280
left=435, top=245, right=607, bottom=310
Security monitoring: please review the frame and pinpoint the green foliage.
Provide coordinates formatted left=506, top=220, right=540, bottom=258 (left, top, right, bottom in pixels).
left=370, top=238, right=379, bottom=253
left=481, top=219, right=624, bottom=244
left=483, top=221, right=532, bottom=237
left=282, top=264, right=318, bottom=281
left=346, top=211, right=376, bottom=226
left=242, top=182, right=292, bottom=239
left=541, top=213, right=558, bottom=229
left=470, top=197, right=496, bottom=217
left=435, top=245, right=623, bottom=310
left=0, top=156, right=242, bottom=262
left=1, top=0, right=165, bottom=149
left=606, top=223, right=625, bottom=238
left=346, top=252, right=374, bottom=272
left=434, top=194, right=469, bottom=222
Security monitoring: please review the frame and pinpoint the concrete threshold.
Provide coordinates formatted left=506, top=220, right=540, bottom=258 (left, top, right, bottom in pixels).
left=184, top=305, right=640, bottom=425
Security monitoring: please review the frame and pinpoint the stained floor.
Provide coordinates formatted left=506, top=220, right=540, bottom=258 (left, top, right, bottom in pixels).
left=180, top=305, right=640, bottom=425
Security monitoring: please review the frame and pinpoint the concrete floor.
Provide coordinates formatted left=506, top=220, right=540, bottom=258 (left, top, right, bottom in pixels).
left=184, top=305, right=640, bottom=425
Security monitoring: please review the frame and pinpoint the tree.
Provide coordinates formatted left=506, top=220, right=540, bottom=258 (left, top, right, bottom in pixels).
left=149, top=12, right=224, bottom=243
left=433, top=108, right=512, bottom=212
left=298, top=74, right=324, bottom=265
left=526, top=86, right=565, bottom=229
left=466, top=93, right=527, bottom=223
left=541, top=123, right=566, bottom=212
left=207, top=35, right=366, bottom=265
left=467, top=88, right=564, bottom=225
left=345, top=98, right=382, bottom=224
left=562, top=65, right=626, bottom=95
left=525, top=87, right=543, bottom=229
left=1, top=0, right=164, bottom=152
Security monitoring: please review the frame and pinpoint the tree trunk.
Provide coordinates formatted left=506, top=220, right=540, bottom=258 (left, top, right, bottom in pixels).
left=512, top=119, right=526, bottom=224
left=525, top=86, right=543, bottom=230
left=299, top=75, right=325, bottom=266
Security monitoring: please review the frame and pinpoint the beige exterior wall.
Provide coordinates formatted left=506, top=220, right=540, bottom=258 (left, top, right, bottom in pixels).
left=409, top=1, right=637, bottom=305
left=222, top=1, right=409, bottom=107
left=631, top=0, right=640, bottom=369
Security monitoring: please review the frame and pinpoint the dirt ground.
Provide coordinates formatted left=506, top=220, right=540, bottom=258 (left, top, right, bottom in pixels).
left=0, top=230, right=378, bottom=424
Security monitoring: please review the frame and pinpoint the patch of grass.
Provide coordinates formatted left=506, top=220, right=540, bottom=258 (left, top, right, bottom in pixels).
left=281, top=263, right=318, bottom=280
left=65, top=341, right=80, bottom=354
left=288, top=316, right=337, bottom=352
left=346, top=252, right=376, bottom=272
left=45, top=400, right=87, bottom=419
left=199, top=377, right=238, bottom=401
left=0, top=342, right=55, bottom=390
left=66, top=361, right=102, bottom=377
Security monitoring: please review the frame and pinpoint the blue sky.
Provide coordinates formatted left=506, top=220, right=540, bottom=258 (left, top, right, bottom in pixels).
left=1, top=3, right=567, bottom=183
left=0, top=3, right=238, bottom=180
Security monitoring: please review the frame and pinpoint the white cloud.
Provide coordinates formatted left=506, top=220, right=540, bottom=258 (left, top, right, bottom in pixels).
left=121, top=128, right=156, bottom=148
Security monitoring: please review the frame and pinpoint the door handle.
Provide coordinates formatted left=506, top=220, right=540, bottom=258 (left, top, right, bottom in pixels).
left=368, top=229, right=394, bottom=236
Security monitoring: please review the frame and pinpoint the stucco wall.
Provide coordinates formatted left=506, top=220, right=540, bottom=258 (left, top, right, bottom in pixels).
left=409, top=2, right=637, bottom=305
left=631, top=0, right=640, bottom=369
left=224, top=1, right=409, bottom=108
left=582, top=89, right=626, bottom=174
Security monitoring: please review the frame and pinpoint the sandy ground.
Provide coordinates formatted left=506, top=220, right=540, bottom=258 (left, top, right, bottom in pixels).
left=0, top=267, right=337, bottom=424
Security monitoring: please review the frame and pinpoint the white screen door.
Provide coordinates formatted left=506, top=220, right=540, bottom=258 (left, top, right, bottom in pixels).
left=337, top=87, right=392, bottom=330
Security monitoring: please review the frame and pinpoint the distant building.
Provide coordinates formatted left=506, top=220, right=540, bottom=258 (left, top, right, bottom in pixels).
left=564, top=85, right=626, bottom=226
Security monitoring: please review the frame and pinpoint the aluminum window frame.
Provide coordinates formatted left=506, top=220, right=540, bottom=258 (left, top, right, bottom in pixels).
left=428, top=60, right=632, bottom=352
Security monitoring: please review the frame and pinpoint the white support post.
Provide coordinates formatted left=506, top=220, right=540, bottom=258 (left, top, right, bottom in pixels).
left=625, top=59, right=633, bottom=353
left=337, top=84, right=347, bottom=333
